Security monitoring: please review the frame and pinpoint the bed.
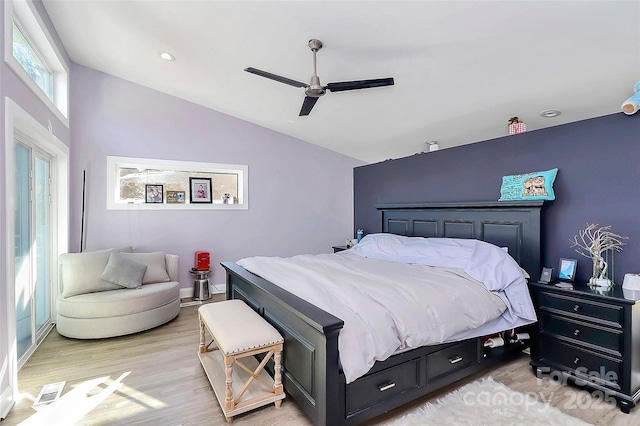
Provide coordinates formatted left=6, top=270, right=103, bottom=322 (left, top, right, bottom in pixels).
left=221, top=201, right=544, bottom=425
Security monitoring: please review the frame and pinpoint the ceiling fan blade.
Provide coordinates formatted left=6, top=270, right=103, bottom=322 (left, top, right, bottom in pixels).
left=299, top=96, right=319, bottom=116
left=244, top=67, right=308, bottom=88
left=326, top=77, right=394, bottom=92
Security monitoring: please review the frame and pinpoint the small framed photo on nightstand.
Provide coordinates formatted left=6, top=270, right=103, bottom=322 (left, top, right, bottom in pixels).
left=558, top=258, right=577, bottom=282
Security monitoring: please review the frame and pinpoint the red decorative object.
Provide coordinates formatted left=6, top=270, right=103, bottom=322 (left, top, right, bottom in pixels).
left=195, top=251, right=210, bottom=271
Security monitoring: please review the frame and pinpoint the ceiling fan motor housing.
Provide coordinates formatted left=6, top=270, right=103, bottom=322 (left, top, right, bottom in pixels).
left=306, top=75, right=326, bottom=97
left=308, top=39, right=323, bottom=51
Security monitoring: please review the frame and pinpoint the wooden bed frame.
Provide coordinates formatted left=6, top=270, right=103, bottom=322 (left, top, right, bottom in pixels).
left=221, top=201, right=544, bottom=425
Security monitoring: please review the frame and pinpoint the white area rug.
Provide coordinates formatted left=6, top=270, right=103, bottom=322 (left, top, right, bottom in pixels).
left=386, top=377, right=593, bottom=426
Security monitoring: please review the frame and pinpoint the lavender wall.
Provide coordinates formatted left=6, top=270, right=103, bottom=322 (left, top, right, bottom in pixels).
left=354, top=113, right=640, bottom=284
left=70, top=65, right=363, bottom=287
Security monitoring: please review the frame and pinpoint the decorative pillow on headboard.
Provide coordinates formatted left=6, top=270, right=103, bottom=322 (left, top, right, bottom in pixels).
left=498, top=168, right=558, bottom=201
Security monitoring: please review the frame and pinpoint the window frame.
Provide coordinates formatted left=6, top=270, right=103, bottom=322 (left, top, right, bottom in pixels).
left=106, top=156, right=249, bottom=211
left=4, top=0, right=69, bottom=126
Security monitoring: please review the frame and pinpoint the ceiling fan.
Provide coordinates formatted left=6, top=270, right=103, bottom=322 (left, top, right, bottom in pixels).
left=245, top=39, right=394, bottom=116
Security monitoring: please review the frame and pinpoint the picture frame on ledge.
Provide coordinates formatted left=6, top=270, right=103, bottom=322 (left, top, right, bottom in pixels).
left=166, top=190, right=186, bottom=204
left=145, top=184, right=163, bottom=203
left=189, top=177, right=212, bottom=204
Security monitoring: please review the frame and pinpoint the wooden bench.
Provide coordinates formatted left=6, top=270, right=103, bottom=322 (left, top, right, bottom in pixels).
left=198, top=300, right=285, bottom=423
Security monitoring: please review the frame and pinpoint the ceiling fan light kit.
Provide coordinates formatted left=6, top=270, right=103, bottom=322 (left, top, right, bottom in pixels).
left=245, top=39, right=394, bottom=116
left=159, top=52, right=175, bottom=61
left=540, top=109, right=561, bottom=118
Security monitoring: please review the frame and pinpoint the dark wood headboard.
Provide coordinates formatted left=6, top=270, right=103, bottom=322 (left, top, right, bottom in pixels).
left=377, top=201, right=544, bottom=282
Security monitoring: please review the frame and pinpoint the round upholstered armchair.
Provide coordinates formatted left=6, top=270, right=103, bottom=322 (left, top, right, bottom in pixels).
left=56, top=248, right=180, bottom=339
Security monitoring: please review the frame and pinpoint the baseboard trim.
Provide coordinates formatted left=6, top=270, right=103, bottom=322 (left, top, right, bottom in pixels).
left=211, top=284, right=225, bottom=294
left=179, top=287, right=192, bottom=300
left=179, top=283, right=225, bottom=300
left=0, top=385, right=15, bottom=421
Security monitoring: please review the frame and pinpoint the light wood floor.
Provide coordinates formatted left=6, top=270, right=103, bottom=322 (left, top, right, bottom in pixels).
left=4, top=295, right=640, bottom=426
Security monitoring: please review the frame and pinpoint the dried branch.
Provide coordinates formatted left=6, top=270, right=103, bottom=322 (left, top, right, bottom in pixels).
left=570, top=223, right=627, bottom=260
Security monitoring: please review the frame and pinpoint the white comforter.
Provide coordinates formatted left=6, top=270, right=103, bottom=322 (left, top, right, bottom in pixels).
left=237, top=235, right=535, bottom=383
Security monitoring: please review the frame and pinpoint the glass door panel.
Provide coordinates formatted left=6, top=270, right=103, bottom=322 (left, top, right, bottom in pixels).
left=34, top=155, right=51, bottom=332
left=14, top=143, right=32, bottom=359
left=14, top=141, right=52, bottom=363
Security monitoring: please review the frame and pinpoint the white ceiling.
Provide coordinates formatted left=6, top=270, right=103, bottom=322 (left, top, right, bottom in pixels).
left=42, top=0, right=640, bottom=163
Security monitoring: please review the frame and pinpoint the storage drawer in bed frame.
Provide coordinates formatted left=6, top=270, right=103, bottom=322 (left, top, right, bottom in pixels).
left=426, top=339, right=480, bottom=381
left=345, top=339, right=483, bottom=417
left=346, top=356, right=421, bottom=415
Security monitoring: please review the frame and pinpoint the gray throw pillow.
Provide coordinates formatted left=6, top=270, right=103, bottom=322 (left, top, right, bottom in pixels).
left=119, top=252, right=170, bottom=283
left=100, top=253, right=148, bottom=289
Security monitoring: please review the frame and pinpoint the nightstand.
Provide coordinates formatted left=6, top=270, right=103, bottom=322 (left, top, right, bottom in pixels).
left=529, top=281, right=640, bottom=413
left=332, top=245, right=349, bottom=253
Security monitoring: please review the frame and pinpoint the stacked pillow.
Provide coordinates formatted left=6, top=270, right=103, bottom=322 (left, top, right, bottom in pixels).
left=59, top=248, right=171, bottom=298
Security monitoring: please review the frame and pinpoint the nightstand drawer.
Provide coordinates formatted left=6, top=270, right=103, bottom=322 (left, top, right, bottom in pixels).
left=540, top=292, right=623, bottom=326
left=426, top=340, right=479, bottom=381
left=541, top=312, right=623, bottom=356
left=541, top=336, right=622, bottom=390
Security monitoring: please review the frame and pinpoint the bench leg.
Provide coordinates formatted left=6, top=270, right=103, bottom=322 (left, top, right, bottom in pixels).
left=274, top=350, right=283, bottom=408
left=225, top=355, right=235, bottom=412
left=199, top=316, right=206, bottom=354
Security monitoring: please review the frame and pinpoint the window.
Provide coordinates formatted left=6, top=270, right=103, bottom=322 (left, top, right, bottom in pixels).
left=4, top=0, right=69, bottom=124
left=12, top=22, right=52, bottom=98
left=107, top=156, right=248, bottom=210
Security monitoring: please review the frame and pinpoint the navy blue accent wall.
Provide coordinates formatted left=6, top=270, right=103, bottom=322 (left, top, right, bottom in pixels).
left=354, top=113, right=640, bottom=284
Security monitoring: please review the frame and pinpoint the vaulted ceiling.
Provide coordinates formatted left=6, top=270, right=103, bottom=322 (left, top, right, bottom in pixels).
left=43, top=1, right=640, bottom=163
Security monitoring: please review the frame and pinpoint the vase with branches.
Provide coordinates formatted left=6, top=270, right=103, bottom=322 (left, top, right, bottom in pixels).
left=571, top=223, right=627, bottom=287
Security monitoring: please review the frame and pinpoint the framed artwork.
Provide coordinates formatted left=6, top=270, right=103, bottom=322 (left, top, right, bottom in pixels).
left=558, top=258, right=577, bottom=282
left=145, top=184, right=163, bottom=203
left=166, top=190, right=186, bottom=204
left=189, top=177, right=212, bottom=203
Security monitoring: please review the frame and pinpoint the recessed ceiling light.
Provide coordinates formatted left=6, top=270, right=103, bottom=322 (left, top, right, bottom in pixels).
left=540, top=109, right=561, bottom=118
left=159, top=52, right=175, bottom=61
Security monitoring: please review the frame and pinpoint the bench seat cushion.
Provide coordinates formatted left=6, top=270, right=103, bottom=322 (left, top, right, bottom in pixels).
left=199, top=300, right=283, bottom=355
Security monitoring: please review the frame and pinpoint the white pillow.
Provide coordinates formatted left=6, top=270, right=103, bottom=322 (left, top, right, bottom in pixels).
left=348, top=233, right=524, bottom=292
left=60, top=250, right=122, bottom=298
left=119, top=252, right=170, bottom=284
left=100, top=253, right=147, bottom=289
left=348, top=233, right=432, bottom=258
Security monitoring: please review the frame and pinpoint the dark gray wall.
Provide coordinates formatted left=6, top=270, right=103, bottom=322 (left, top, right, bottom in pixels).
left=354, top=113, right=640, bottom=284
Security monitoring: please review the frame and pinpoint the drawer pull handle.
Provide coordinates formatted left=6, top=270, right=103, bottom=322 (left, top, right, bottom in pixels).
left=378, top=382, right=396, bottom=392
left=573, top=304, right=581, bottom=312
left=449, top=355, right=463, bottom=364
left=574, top=357, right=581, bottom=365
left=574, top=329, right=581, bottom=336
